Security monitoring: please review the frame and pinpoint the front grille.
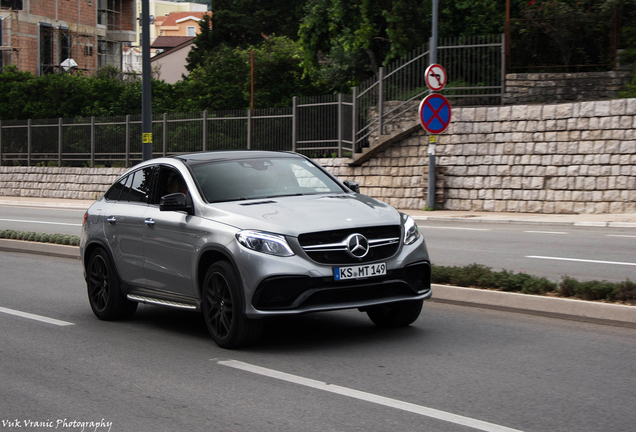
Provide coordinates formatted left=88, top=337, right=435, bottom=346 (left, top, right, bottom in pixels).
left=252, top=262, right=431, bottom=311
left=298, top=225, right=401, bottom=265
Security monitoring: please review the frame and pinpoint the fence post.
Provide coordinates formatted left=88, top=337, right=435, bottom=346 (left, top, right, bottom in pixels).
left=58, top=118, right=63, bottom=167
left=125, top=115, right=130, bottom=168
left=291, top=97, right=297, bottom=153
left=91, top=116, right=95, bottom=168
left=352, top=87, right=358, bottom=154
left=337, top=93, right=343, bottom=158
left=247, top=109, right=252, bottom=150
left=163, top=113, right=167, bottom=157
left=203, top=110, right=208, bottom=152
left=28, top=119, right=32, bottom=166
left=378, top=67, right=384, bottom=136
left=500, top=33, right=506, bottom=105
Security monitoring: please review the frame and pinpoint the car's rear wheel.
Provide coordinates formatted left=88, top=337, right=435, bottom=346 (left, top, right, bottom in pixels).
left=202, top=261, right=262, bottom=349
left=366, top=300, right=423, bottom=327
left=87, top=248, right=137, bottom=320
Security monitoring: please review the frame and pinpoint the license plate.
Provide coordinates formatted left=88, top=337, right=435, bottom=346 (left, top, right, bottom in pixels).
left=334, top=263, right=387, bottom=281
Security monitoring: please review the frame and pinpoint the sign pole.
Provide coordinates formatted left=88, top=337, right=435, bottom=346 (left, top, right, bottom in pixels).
left=141, top=0, right=152, bottom=162
left=427, top=0, right=439, bottom=210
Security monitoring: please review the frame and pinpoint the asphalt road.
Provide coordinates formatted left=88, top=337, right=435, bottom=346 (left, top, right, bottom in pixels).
left=1, top=251, right=635, bottom=432
left=417, top=220, right=636, bottom=283
left=2, top=204, right=635, bottom=283
left=0, top=205, right=84, bottom=236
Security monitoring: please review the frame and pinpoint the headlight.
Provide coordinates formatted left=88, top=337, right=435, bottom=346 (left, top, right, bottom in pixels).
left=402, top=214, right=420, bottom=245
left=236, top=230, right=294, bottom=257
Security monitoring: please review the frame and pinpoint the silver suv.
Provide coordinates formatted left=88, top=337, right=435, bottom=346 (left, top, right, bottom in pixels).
left=80, top=151, right=432, bottom=348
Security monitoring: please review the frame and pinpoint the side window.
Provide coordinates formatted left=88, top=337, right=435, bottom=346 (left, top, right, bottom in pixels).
left=119, top=166, right=155, bottom=203
left=158, top=167, right=189, bottom=198
left=104, top=176, right=127, bottom=201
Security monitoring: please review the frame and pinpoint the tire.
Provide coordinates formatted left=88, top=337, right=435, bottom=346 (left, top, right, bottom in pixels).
left=366, top=300, right=423, bottom=328
left=202, top=261, right=263, bottom=349
left=86, top=248, right=138, bottom=320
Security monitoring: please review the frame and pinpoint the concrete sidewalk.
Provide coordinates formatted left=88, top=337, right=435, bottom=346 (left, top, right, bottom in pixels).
left=1, top=196, right=635, bottom=328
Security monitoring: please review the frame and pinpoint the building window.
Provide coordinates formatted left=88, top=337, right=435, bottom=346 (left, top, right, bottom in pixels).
left=39, top=23, right=55, bottom=75
left=186, top=26, right=196, bottom=37
left=59, top=29, right=71, bottom=64
left=1, top=0, right=23, bottom=11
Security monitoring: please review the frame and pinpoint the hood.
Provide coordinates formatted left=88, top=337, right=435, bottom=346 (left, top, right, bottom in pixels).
left=200, top=193, right=400, bottom=236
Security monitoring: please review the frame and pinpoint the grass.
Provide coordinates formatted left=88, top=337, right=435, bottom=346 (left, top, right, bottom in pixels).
left=1, top=229, right=634, bottom=306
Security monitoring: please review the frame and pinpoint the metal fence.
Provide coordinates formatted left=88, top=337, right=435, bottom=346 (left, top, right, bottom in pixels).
left=0, top=35, right=503, bottom=167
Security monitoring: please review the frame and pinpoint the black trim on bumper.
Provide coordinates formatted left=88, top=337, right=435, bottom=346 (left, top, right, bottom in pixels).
left=252, top=261, right=431, bottom=311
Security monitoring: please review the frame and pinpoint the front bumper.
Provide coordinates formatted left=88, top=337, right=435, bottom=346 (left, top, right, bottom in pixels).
left=252, top=261, right=431, bottom=313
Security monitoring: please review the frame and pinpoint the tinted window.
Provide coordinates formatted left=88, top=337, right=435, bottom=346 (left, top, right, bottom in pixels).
left=192, top=157, right=343, bottom=203
left=158, top=166, right=189, bottom=198
left=119, top=167, right=155, bottom=203
left=105, top=176, right=127, bottom=201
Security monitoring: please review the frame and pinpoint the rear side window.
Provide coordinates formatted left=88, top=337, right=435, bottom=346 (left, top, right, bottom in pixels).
left=105, top=176, right=126, bottom=201
left=115, top=167, right=155, bottom=203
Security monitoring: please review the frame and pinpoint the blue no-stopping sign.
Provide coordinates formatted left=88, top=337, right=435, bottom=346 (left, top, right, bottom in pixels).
left=418, top=94, right=452, bottom=134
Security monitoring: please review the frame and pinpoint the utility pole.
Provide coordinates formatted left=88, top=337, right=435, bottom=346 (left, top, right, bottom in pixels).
left=427, top=0, right=439, bottom=210
left=141, top=0, right=152, bottom=161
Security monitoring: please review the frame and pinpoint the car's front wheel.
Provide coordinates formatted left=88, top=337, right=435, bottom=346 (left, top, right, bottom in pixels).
left=202, top=261, right=262, bottom=349
left=87, top=248, right=138, bottom=320
left=366, top=300, right=423, bottom=327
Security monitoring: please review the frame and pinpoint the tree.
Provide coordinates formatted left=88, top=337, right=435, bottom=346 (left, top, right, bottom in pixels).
left=178, top=45, right=251, bottom=111
left=179, top=36, right=318, bottom=111
left=298, top=0, right=517, bottom=92
left=186, top=0, right=309, bottom=72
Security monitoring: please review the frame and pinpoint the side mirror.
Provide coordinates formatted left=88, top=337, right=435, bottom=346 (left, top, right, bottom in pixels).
left=343, top=180, right=360, bottom=194
left=160, top=193, right=193, bottom=214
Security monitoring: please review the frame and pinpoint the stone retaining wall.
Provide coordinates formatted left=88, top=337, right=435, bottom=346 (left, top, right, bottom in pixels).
left=0, top=167, right=125, bottom=200
left=435, top=99, right=636, bottom=213
left=322, top=98, right=636, bottom=214
left=503, top=71, right=632, bottom=105
left=1, top=98, right=635, bottom=214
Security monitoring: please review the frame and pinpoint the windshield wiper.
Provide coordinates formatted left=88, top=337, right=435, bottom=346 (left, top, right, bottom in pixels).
left=265, top=193, right=305, bottom=198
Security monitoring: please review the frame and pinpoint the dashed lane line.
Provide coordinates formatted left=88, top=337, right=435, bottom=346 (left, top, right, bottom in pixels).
left=0, top=306, right=75, bottom=326
left=217, top=359, right=524, bottom=432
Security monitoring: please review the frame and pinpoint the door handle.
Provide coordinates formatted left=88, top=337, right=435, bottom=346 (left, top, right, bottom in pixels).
left=107, top=217, right=116, bottom=225
left=144, top=218, right=155, bottom=227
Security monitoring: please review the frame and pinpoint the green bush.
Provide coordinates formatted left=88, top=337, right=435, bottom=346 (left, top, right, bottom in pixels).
left=613, top=280, right=636, bottom=303
left=432, top=263, right=635, bottom=305
left=0, top=230, right=78, bottom=247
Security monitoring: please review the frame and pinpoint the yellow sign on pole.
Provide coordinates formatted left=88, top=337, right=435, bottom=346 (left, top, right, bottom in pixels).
left=142, top=133, right=153, bottom=144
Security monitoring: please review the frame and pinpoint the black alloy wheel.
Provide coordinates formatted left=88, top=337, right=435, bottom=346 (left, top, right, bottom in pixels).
left=202, top=261, right=262, bottom=349
left=87, top=248, right=137, bottom=320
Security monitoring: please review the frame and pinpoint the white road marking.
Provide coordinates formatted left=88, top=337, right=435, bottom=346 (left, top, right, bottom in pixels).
left=217, top=360, right=523, bottom=432
left=0, top=306, right=75, bottom=326
left=524, top=231, right=568, bottom=235
left=607, top=235, right=636, bottom=238
left=0, top=218, right=81, bottom=227
left=526, top=256, right=636, bottom=266
left=418, top=226, right=491, bottom=231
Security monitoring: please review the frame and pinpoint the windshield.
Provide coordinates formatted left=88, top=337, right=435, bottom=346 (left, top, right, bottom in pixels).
left=191, top=157, right=345, bottom=203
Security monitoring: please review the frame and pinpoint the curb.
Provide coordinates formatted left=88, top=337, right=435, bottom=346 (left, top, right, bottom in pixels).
left=1, top=239, right=634, bottom=328
left=0, top=239, right=80, bottom=259
left=431, top=285, right=636, bottom=329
